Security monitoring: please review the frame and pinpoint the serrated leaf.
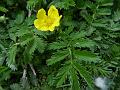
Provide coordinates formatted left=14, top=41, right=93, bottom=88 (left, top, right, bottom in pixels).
left=73, top=50, right=100, bottom=62
left=20, top=36, right=34, bottom=46
left=35, top=37, right=45, bottom=53
left=9, top=27, right=18, bottom=41
left=80, top=10, right=93, bottom=24
left=97, top=0, right=113, bottom=6
left=0, top=43, right=6, bottom=66
left=49, top=41, right=67, bottom=50
left=34, top=30, right=49, bottom=38
left=29, top=39, right=37, bottom=55
left=16, top=25, right=31, bottom=37
left=53, top=0, right=75, bottom=9
left=20, top=37, right=34, bottom=46
left=0, top=67, right=11, bottom=81
left=86, top=0, right=96, bottom=11
left=97, top=8, right=111, bottom=16
left=73, top=38, right=96, bottom=48
left=47, top=50, right=69, bottom=65
left=86, top=26, right=96, bottom=36
left=7, top=45, right=17, bottom=70
left=73, top=62, right=93, bottom=89
left=56, top=72, right=68, bottom=87
left=76, top=0, right=86, bottom=9
left=56, top=65, right=70, bottom=87
left=70, top=31, right=87, bottom=40
left=70, top=67, right=80, bottom=90
left=92, top=23, right=107, bottom=27
left=113, top=10, right=120, bottom=21
left=107, top=22, right=120, bottom=31
left=23, top=47, right=33, bottom=63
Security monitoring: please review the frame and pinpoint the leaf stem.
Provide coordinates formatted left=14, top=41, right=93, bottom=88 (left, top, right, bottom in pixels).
left=68, top=47, right=73, bottom=64
left=29, top=63, right=36, bottom=76
left=22, top=69, right=27, bottom=79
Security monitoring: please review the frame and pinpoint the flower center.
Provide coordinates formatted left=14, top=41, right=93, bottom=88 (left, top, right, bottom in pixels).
left=45, top=17, right=54, bottom=27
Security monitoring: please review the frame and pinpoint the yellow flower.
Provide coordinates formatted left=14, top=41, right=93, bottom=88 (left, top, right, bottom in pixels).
left=34, top=5, right=62, bottom=31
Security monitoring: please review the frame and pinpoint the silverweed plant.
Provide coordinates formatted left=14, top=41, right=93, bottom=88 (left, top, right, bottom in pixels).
left=0, top=0, right=120, bottom=90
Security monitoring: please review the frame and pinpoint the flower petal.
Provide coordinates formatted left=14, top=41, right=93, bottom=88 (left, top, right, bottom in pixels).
left=49, top=26, right=55, bottom=31
left=34, top=19, right=48, bottom=31
left=48, top=5, right=59, bottom=18
left=54, top=15, right=62, bottom=26
left=37, top=8, right=46, bottom=19
left=34, top=19, right=41, bottom=29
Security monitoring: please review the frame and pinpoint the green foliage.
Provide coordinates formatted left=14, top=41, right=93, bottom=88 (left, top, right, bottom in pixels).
left=0, top=6, right=8, bottom=13
left=7, top=44, right=17, bottom=70
left=69, top=67, right=80, bottom=90
left=47, top=50, right=69, bottom=65
left=52, top=0, right=76, bottom=9
left=73, top=50, right=100, bottom=62
left=0, top=0, right=120, bottom=90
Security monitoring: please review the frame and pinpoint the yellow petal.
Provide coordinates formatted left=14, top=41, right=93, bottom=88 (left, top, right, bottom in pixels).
left=37, top=8, right=46, bottom=19
left=54, top=15, right=62, bottom=26
left=49, top=26, right=55, bottom=31
left=34, top=19, right=41, bottom=29
left=34, top=19, right=48, bottom=31
left=48, top=5, right=59, bottom=18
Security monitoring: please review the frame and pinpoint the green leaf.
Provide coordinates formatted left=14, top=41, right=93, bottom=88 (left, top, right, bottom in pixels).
left=35, top=37, right=45, bottom=53
left=0, top=85, right=4, bottom=90
left=7, top=45, right=17, bottom=70
left=107, top=22, right=120, bottom=31
left=25, top=36, right=45, bottom=55
left=73, top=38, right=96, bottom=48
left=9, top=27, right=18, bottom=41
left=80, top=10, right=93, bottom=24
left=92, top=23, right=107, bottom=27
left=56, top=65, right=70, bottom=87
left=53, top=0, right=75, bottom=9
left=14, top=11, right=25, bottom=25
left=26, top=0, right=39, bottom=11
left=0, top=66, right=11, bottom=81
left=73, top=62, right=93, bottom=89
left=113, top=10, right=120, bottom=21
left=20, top=34, right=34, bottom=46
left=86, top=0, right=96, bottom=11
left=73, top=50, right=100, bottom=62
left=49, top=41, right=67, bottom=50
left=22, top=36, right=45, bottom=56
left=0, top=43, right=6, bottom=66
left=97, top=0, right=113, bottom=6
left=16, top=25, right=31, bottom=37
left=76, top=0, right=86, bottom=9
left=70, top=67, right=80, bottom=90
left=10, top=83, right=23, bottom=90
left=97, top=8, right=111, bottom=16
left=29, top=39, right=37, bottom=55
left=23, top=47, right=33, bottom=63
left=47, top=50, right=69, bottom=65
left=70, top=31, right=87, bottom=40
left=20, top=37, right=34, bottom=46
left=25, top=16, right=35, bottom=26
left=0, top=6, right=8, bottom=13
left=0, top=54, right=4, bottom=66
left=110, top=45, right=120, bottom=56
